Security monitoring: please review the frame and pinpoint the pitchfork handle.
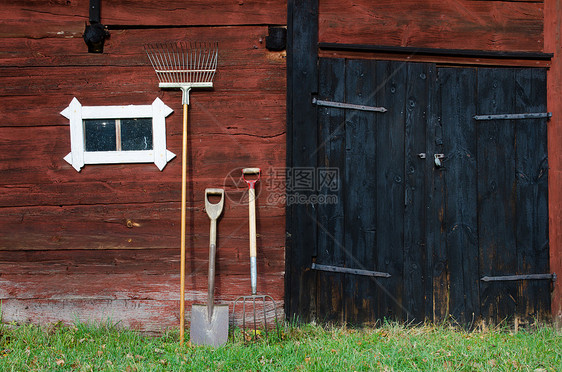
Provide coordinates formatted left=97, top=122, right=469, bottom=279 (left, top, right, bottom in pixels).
left=248, top=188, right=258, bottom=295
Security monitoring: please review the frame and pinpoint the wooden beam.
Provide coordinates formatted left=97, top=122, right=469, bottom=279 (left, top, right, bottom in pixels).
left=545, top=0, right=562, bottom=324
left=319, top=0, right=544, bottom=52
left=318, top=49, right=551, bottom=68
left=319, top=43, right=553, bottom=60
left=286, top=0, right=319, bottom=321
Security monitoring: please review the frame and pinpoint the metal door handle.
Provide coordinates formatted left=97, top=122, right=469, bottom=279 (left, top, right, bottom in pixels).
left=434, top=154, right=444, bottom=167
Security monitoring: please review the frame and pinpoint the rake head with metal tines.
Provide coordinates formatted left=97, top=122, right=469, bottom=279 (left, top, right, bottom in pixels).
left=144, top=41, right=218, bottom=105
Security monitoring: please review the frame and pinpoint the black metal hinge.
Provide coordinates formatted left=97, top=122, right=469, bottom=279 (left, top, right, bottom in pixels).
left=312, top=97, right=387, bottom=113
left=481, top=273, right=557, bottom=282
left=311, top=263, right=391, bottom=278
left=474, top=113, right=552, bottom=121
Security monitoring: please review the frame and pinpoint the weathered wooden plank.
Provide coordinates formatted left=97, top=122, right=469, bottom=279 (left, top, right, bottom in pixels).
left=544, top=0, right=562, bottom=322
left=0, top=65, right=284, bottom=100
left=0, top=203, right=285, bottom=251
left=343, top=58, right=377, bottom=324
left=0, top=249, right=178, bottom=275
left=440, top=67, right=480, bottom=324
left=472, top=0, right=543, bottom=2
left=319, top=0, right=543, bottom=52
left=0, top=248, right=285, bottom=279
left=0, top=1, right=286, bottom=39
left=285, top=0, right=318, bottom=322
left=514, top=68, right=550, bottom=319
left=0, top=125, right=285, bottom=207
left=0, top=299, right=180, bottom=332
left=1, top=296, right=285, bottom=332
left=0, top=27, right=287, bottom=69
left=0, top=272, right=284, bottom=302
left=425, top=63, right=445, bottom=321
left=477, top=68, right=518, bottom=323
left=318, top=50, right=551, bottom=68
left=374, top=60, right=406, bottom=320
left=403, top=62, right=429, bottom=322
left=316, top=57, right=345, bottom=323
left=0, top=91, right=286, bottom=133
left=0, top=245, right=285, bottom=331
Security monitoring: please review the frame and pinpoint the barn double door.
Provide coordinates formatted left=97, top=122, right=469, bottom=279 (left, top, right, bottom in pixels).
left=301, top=58, right=550, bottom=324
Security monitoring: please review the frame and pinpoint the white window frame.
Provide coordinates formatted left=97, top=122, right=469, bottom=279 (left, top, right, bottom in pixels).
left=61, top=97, right=175, bottom=172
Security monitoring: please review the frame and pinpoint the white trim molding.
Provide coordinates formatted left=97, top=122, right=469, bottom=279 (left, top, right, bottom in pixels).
left=61, top=97, right=175, bottom=171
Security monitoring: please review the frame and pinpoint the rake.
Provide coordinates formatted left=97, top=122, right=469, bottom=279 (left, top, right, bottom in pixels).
left=145, top=41, right=218, bottom=345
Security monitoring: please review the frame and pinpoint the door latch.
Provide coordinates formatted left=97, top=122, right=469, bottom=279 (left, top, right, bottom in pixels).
left=434, top=154, right=444, bottom=167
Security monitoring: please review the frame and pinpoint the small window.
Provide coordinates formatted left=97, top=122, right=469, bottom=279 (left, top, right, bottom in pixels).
left=83, top=118, right=154, bottom=152
left=61, top=97, right=175, bottom=171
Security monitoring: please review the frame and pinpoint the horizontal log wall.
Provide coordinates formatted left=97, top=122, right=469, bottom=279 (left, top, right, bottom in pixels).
left=0, top=0, right=286, bottom=331
left=319, top=0, right=544, bottom=52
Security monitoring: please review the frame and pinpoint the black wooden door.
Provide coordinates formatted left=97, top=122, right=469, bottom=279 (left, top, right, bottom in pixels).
left=298, top=58, right=550, bottom=325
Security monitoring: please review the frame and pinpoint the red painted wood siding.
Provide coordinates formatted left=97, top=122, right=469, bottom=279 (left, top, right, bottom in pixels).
left=545, top=0, right=562, bottom=324
left=320, top=0, right=544, bottom=52
left=0, top=1, right=286, bottom=331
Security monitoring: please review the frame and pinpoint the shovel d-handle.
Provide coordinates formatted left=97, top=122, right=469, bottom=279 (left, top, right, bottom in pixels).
left=205, top=188, right=225, bottom=221
left=242, top=168, right=260, bottom=295
left=205, top=188, right=224, bottom=322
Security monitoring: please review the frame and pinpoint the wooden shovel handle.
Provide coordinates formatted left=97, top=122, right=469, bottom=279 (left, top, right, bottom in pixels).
left=207, top=219, right=217, bottom=322
left=248, top=188, right=257, bottom=259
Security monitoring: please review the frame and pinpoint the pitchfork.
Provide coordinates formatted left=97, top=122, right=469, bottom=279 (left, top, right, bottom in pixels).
left=232, top=168, right=280, bottom=342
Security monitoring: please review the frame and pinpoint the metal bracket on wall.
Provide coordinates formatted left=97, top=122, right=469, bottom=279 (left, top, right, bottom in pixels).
left=83, top=0, right=109, bottom=53
left=481, top=273, right=557, bottom=282
left=311, top=263, right=391, bottom=278
left=473, top=112, right=552, bottom=121
left=312, top=97, right=387, bottom=113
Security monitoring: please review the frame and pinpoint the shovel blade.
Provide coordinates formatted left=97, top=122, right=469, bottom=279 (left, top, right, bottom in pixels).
left=190, top=304, right=229, bottom=347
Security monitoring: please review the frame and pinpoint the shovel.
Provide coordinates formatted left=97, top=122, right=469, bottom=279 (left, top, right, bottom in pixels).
left=190, top=188, right=229, bottom=347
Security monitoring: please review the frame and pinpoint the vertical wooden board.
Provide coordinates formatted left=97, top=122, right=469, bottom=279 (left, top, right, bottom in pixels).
left=545, top=0, right=562, bottom=321
left=343, top=58, right=378, bottom=323
left=425, top=64, right=446, bottom=321
left=514, top=68, right=550, bottom=319
left=374, top=60, right=406, bottom=320
left=316, top=58, right=346, bottom=322
left=477, top=68, right=518, bottom=323
left=440, top=67, right=480, bottom=324
left=403, top=62, right=430, bottom=322
left=286, top=0, right=319, bottom=321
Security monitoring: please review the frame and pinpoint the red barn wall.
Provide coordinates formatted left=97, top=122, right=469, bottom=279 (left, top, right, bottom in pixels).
left=2, top=0, right=560, bottom=328
left=319, top=0, right=544, bottom=52
left=0, top=0, right=286, bottom=331
left=545, top=0, right=562, bottom=325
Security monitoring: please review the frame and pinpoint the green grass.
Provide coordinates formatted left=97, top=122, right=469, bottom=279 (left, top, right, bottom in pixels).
left=1, top=320, right=561, bottom=371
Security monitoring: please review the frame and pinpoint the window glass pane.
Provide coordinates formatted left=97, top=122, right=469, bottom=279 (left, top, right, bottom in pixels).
left=121, top=118, right=153, bottom=151
left=84, top=119, right=116, bottom=151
